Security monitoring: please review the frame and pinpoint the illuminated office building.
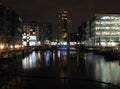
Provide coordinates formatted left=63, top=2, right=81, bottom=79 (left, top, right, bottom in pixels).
left=23, top=24, right=38, bottom=46
left=79, top=14, right=120, bottom=47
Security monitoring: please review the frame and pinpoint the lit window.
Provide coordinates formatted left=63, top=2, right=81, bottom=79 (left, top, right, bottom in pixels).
left=96, top=32, right=100, bottom=35
left=111, top=16, right=120, bottom=20
left=101, top=39, right=106, bottom=41
left=65, top=18, right=67, bottom=20
left=63, top=10, right=67, bottom=13
left=23, top=33, right=26, bottom=35
left=33, top=32, right=36, bottom=34
left=101, top=21, right=110, bottom=25
left=105, top=27, right=110, bottom=29
left=30, top=29, right=33, bottom=31
left=101, top=32, right=110, bottom=35
left=23, top=36, right=26, bottom=39
left=111, top=27, right=119, bottom=30
left=101, top=16, right=110, bottom=20
left=95, top=21, right=100, bottom=24
left=111, top=32, right=120, bottom=35
left=101, top=27, right=110, bottom=30
left=95, top=27, right=100, bottom=30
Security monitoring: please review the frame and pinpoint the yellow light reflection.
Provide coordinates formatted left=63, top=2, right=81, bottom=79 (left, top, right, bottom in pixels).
left=52, top=52, right=55, bottom=66
left=63, top=32, right=67, bottom=38
left=38, top=51, right=41, bottom=62
left=58, top=51, right=60, bottom=59
left=53, top=52, right=55, bottom=61
left=0, top=44, right=4, bottom=49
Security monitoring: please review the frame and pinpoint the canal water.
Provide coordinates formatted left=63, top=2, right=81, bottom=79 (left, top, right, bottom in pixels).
left=0, top=49, right=120, bottom=89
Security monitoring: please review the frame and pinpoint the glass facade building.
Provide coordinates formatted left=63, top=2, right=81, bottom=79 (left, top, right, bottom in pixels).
left=93, top=14, right=120, bottom=46
left=79, top=14, right=120, bottom=47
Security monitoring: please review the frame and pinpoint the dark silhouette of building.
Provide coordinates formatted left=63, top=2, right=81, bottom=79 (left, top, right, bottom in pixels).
left=70, top=32, right=80, bottom=42
left=58, top=9, right=71, bottom=43
left=0, top=2, right=23, bottom=49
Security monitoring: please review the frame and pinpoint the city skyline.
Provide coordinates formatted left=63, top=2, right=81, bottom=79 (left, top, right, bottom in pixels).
left=1, top=0, right=120, bottom=38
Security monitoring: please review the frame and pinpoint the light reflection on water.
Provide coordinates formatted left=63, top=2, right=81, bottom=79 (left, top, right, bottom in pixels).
left=84, top=52, right=120, bottom=85
left=44, top=51, right=50, bottom=67
left=22, top=50, right=120, bottom=86
left=94, top=57, right=120, bottom=85
left=22, top=51, right=38, bottom=70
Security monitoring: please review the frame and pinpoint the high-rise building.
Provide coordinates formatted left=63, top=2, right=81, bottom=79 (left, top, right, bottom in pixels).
left=58, top=9, right=71, bottom=43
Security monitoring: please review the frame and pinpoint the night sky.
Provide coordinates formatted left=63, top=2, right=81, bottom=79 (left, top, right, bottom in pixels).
left=1, top=0, right=120, bottom=38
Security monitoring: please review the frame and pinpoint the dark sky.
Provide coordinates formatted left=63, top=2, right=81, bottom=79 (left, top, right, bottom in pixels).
left=1, top=0, right=120, bottom=38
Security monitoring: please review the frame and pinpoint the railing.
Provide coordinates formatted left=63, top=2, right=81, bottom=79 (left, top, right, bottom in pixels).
left=0, top=49, right=120, bottom=89
left=0, top=74, right=120, bottom=89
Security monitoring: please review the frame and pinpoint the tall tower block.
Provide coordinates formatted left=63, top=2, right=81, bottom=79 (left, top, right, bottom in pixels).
left=58, top=9, right=71, bottom=43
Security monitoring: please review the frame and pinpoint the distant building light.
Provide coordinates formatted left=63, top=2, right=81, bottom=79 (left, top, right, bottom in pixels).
left=37, top=41, right=41, bottom=46
left=59, top=15, right=61, bottom=17
left=27, top=34, right=30, bottom=36
left=30, top=29, right=33, bottom=31
left=0, top=44, right=4, bottom=49
left=32, top=32, right=36, bottom=34
left=27, top=39, right=29, bottom=42
left=65, top=18, right=67, bottom=20
left=15, top=45, right=20, bottom=49
left=19, top=17, right=22, bottom=21
left=63, top=10, right=67, bottom=13
left=10, top=45, right=13, bottom=49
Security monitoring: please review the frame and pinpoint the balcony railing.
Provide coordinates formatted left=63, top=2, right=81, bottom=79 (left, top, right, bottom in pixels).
left=0, top=74, right=120, bottom=89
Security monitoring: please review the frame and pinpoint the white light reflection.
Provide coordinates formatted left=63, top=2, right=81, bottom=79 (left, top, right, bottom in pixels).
left=22, top=52, right=38, bottom=70
left=58, top=50, right=60, bottom=59
left=22, top=56, right=30, bottom=70
left=84, top=53, right=120, bottom=86
left=44, top=51, right=50, bottom=67
left=94, top=55, right=120, bottom=85
left=86, top=52, right=93, bottom=63
left=70, top=50, right=76, bottom=54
